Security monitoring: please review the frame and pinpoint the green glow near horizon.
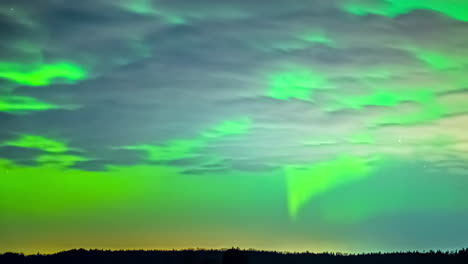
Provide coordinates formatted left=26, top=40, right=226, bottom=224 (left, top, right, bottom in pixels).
left=343, top=0, right=468, bottom=22
left=3, top=135, right=70, bottom=153
left=0, top=61, right=87, bottom=86
left=285, top=155, right=374, bottom=219
left=268, top=68, right=327, bottom=100
left=0, top=159, right=146, bottom=216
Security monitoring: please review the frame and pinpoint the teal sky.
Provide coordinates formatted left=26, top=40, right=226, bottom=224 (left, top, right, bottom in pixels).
left=1, top=0, right=468, bottom=254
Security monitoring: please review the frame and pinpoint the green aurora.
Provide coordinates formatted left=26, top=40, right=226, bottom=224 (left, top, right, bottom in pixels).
left=1, top=0, right=468, bottom=254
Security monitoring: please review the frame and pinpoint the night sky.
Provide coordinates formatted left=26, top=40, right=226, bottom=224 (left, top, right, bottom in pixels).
left=1, top=0, right=468, bottom=254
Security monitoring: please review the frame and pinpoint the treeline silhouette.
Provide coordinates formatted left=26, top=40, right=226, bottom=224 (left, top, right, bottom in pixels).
left=2, top=247, right=468, bottom=264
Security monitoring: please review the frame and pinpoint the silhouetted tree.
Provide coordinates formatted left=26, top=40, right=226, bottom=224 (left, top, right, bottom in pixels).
left=223, top=249, right=248, bottom=264
left=2, top=248, right=468, bottom=264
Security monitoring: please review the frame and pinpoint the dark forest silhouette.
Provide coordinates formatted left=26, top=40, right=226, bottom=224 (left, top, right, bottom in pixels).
left=2, top=247, right=468, bottom=264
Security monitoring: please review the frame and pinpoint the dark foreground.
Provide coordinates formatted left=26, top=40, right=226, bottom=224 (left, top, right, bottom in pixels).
left=2, top=248, right=468, bottom=264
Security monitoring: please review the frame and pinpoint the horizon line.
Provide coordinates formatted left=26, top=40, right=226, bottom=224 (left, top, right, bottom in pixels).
left=3, top=247, right=468, bottom=256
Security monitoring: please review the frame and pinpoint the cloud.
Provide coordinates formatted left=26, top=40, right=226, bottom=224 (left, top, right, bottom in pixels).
left=122, top=117, right=251, bottom=164
left=0, top=146, right=42, bottom=165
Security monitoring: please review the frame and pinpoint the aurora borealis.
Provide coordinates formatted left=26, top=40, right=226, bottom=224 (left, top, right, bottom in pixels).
left=2, top=0, right=468, bottom=254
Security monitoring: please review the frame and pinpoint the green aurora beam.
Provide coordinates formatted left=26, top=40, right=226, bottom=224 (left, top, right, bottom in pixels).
left=285, top=155, right=374, bottom=219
